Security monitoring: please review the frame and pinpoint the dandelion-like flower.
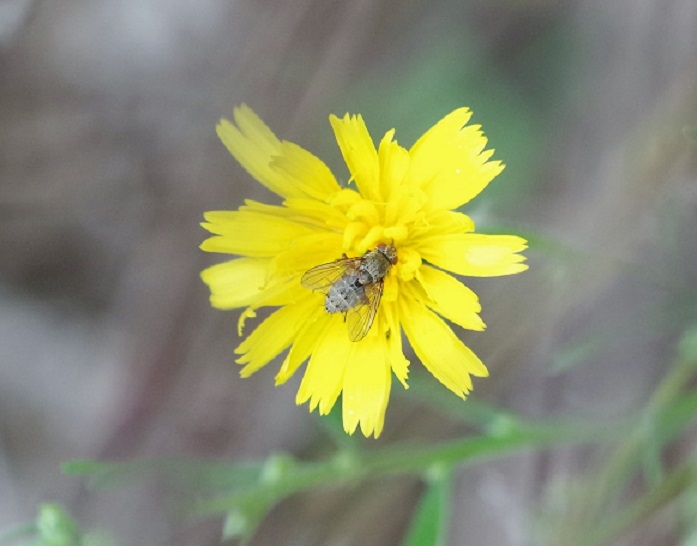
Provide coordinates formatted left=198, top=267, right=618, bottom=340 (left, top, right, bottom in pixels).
left=201, top=105, right=527, bottom=438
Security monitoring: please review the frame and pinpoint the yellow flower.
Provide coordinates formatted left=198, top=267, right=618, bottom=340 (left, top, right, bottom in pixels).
left=201, top=105, right=527, bottom=438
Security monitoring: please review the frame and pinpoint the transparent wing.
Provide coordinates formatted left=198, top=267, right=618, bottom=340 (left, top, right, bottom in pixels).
left=346, top=280, right=383, bottom=342
left=301, top=257, right=361, bottom=292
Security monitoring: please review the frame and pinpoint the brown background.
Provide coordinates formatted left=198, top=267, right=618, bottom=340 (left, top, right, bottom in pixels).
left=1, top=0, right=696, bottom=544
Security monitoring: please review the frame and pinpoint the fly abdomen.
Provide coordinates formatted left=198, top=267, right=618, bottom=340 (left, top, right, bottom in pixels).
left=324, top=276, right=366, bottom=314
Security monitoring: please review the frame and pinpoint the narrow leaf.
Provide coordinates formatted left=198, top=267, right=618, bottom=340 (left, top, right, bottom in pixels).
left=402, top=466, right=452, bottom=546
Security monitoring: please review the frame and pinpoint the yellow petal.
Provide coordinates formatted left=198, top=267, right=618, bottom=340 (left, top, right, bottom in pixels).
left=275, top=306, right=326, bottom=385
left=232, top=277, right=309, bottom=336
left=236, top=297, right=315, bottom=377
left=408, top=108, right=473, bottom=187
left=382, top=302, right=409, bottom=388
left=342, top=333, right=391, bottom=438
left=237, top=306, right=257, bottom=336
left=410, top=211, right=475, bottom=240
left=296, top=317, right=350, bottom=415
left=418, top=234, right=528, bottom=277
left=357, top=225, right=386, bottom=254
left=377, top=129, right=409, bottom=202
left=382, top=275, right=399, bottom=303
left=416, top=266, right=485, bottom=331
left=271, top=231, right=344, bottom=278
left=346, top=199, right=380, bottom=226
left=384, top=188, right=427, bottom=228
left=383, top=224, right=409, bottom=242
left=330, top=188, right=362, bottom=208
left=283, top=198, right=348, bottom=230
left=400, top=295, right=488, bottom=398
left=342, top=221, right=368, bottom=250
left=407, top=108, right=504, bottom=210
left=271, top=141, right=342, bottom=201
left=201, top=258, right=270, bottom=309
left=239, top=199, right=293, bottom=217
left=200, top=210, right=315, bottom=256
left=329, top=113, right=379, bottom=201
left=217, top=106, right=303, bottom=199
left=395, top=246, right=422, bottom=282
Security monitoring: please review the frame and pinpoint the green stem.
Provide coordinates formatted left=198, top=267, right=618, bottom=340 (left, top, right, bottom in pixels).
left=584, top=462, right=695, bottom=546
left=193, top=419, right=608, bottom=517
left=557, top=345, right=697, bottom=545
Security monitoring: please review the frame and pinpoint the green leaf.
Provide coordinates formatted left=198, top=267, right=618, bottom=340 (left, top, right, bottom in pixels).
left=65, top=408, right=610, bottom=545
left=678, top=324, right=697, bottom=362
left=63, top=459, right=264, bottom=493
left=35, top=504, right=80, bottom=546
left=0, top=504, right=116, bottom=546
left=652, top=391, right=697, bottom=447
left=402, top=465, right=453, bottom=546
left=680, top=473, right=697, bottom=546
left=221, top=505, right=267, bottom=545
left=550, top=331, right=613, bottom=374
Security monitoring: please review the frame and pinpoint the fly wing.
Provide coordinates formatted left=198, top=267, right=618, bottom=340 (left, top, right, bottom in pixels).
left=346, top=280, right=383, bottom=342
left=301, top=257, right=361, bottom=292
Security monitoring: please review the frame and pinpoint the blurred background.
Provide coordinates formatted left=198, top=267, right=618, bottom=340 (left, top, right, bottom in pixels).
left=1, top=0, right=697, bottom=544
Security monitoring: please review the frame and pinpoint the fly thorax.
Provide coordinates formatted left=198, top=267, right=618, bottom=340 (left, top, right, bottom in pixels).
left=361, top=252, right=389, bottom=283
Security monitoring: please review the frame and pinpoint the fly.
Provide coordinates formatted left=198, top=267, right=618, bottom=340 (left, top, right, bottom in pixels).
left=301, top=243, right=398, bottom=341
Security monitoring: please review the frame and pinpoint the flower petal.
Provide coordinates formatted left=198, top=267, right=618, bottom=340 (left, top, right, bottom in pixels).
left=296, top=317, right=350, bottom=415
left=275, top=305, right=326, bottom=385
left=407, top=108, right=504, bottom=210
left=217, top=105, right=304, bottom=199
left=394, top=246, right=422, bottom=282
left=329, top=113, right=380, bottom=201
left=384, top=188, right=427, bottom=228
left=235, top=296, right=316, bottom=377
left=400, top=295, right=488, bottom=398
left=271, top=231, right=344, bottom=278
left=272, top=141, right=342, bottom=201
left=201, top=258, right=271, bottom=309
left=200, top=210, right=316, bottom=257
left=377, top=129, right=409, bottom=202
left=283, top=198, right=348, bottom=230
left=416, top=266, right=485, bottom=331
left=382, top=302, right=409, bottom=388
left=418, top=234, right=528, bottom=277
left=342, top=333, right=391, bottom=438
left=410, top=211, right=475, bottom=240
